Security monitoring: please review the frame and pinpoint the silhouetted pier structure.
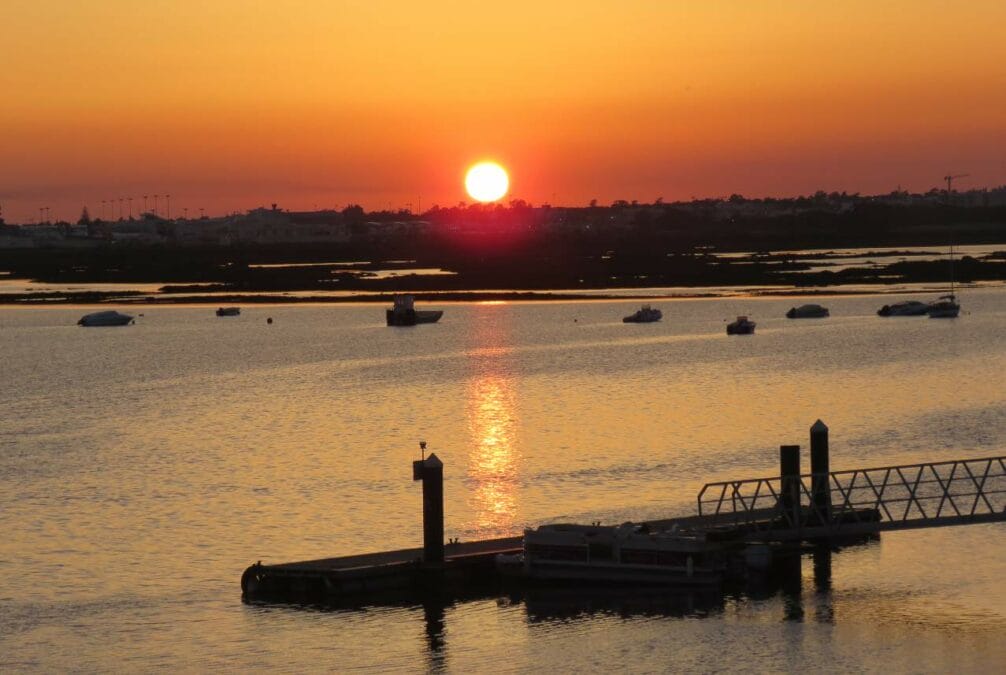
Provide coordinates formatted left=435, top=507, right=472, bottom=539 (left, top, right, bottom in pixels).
left=697, top=455, right=1006, bottom=541
left=242, top=422, right=1006, bottom=601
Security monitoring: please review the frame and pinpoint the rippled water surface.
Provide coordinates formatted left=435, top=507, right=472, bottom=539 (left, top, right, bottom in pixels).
left=2, top=292, right=1005, bottom=671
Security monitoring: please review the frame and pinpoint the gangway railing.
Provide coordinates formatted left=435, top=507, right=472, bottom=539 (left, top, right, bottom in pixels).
left=696, top=456, right=1006, bottom=541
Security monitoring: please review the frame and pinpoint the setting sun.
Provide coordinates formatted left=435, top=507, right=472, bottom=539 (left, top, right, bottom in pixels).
left=465, top=162, right=509, bottom=203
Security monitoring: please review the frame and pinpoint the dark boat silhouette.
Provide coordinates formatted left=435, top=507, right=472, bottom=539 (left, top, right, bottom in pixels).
left=786, top=304, right=829, bottom=319
left=623, top=305, right=662, bottom=323
left=386, top=295, right=443, bottom=326
left=726, top=316, right=756, bottom=335
left=78, top=310, right=134, bottom=327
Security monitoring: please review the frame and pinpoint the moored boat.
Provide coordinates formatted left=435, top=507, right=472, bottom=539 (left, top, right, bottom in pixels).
left=623, top=305, right=662, bottom=323
left=77, top=310, right=134, bottom=327
left=928, top=237, right=961, bottom=318
left=386, top=295, right=443, bottom=326
left=726, top=316, right=756, bottom=335
left=216, top=307, right=241, bottom=317
left=877, top=300, right=928, bottom=316
left=496, top=522, right=724, bottom=587
left=786, top=304, right=829, bottom=319
left=927, top=294, right=960, bottom=318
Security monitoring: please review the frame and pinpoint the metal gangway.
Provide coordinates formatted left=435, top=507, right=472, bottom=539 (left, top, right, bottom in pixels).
left=697, top=455, right=1006, bottom=542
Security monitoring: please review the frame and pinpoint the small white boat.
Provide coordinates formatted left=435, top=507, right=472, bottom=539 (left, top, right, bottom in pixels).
left=78, top=310, right=134, bottom=327
left=216, top=307, right=241, bottom=317
left=623, top=305, right=662, bottom=323
left=877, top=300, right=928, bottom=316
left=726, top=316, right=756, bottom=335
left=497, top=522, right=723, bottom=587
left=927, top=294, right=960, bottom=318
left=786, top=304, right=829, bottom=319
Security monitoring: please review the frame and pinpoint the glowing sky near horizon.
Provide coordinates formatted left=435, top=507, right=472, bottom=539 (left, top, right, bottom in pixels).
left=2, top=1, right=1006, bottom=222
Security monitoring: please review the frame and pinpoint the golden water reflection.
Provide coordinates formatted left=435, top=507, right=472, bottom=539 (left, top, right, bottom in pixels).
left=466, top=372, right=520, bottom=536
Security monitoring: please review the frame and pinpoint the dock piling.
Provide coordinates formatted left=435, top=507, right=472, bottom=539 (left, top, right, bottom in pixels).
left=810, top=420, right=831, bottom=524
left=780, top=444, right=801, bottom=527
left=413, top=451, right=445, bottom=565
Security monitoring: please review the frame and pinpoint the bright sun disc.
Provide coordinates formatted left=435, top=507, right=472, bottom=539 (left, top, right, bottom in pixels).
left=465, top=162, right=509, bottom=202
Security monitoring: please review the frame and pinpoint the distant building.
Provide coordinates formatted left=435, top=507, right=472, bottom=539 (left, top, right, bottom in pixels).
left=168, top=205, right=351, bottom=246
left=110, top=218, right=164, bottom=244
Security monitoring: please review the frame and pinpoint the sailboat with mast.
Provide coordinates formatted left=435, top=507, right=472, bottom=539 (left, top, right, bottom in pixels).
left=927, top=173, right=964, bottom=318
left=927, top=291, right=960, bottom=318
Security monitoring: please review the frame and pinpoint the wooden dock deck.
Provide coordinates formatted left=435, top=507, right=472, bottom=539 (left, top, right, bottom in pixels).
left=242, top=535, right=524, bottom=598
left=269, top=535, right=523, bottom=572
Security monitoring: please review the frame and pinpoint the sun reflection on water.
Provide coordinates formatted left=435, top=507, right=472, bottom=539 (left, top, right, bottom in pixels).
left=464, top=307, right=521, bottom=537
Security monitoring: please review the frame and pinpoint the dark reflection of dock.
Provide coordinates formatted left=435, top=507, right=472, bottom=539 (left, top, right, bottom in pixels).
left=242, top=547, right=840, bottom=670
left=516, top=547, right=835, bottom=624
left=739, top=542, right=848, bottom=623
left=514, top=587, right=725, bottom=623
left=239, top=594, right=441, bottom=671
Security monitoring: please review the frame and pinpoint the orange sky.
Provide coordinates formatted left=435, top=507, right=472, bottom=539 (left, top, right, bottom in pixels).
left=2, top=1, right=1005, bottom=223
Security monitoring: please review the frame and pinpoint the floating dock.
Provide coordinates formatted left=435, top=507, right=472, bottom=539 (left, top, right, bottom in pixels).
left=242, top=422, right=1006, bottom=602
left=242, top=515, right=746, bottom=599
left=242, top=536, right=522, bottom=598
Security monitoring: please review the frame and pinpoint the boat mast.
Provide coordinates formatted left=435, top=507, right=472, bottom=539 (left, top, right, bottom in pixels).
left=944, top=173, right=968, bottom=297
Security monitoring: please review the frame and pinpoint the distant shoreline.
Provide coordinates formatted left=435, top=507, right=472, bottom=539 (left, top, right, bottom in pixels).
left=4, top=242, right=1004, bottom=307
left=1, top=283, right=992, bottom=306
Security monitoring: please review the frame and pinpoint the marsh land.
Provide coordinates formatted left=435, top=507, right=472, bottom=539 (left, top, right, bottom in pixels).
left=3, top=195, right=1006, bottom=304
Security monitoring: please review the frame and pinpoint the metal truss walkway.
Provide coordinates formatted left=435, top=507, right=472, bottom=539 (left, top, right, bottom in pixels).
left=696, top=456, right=1006, bottom=542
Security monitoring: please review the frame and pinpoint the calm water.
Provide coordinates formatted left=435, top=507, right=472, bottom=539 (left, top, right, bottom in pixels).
left=2, top=292, right=1005, bottom=672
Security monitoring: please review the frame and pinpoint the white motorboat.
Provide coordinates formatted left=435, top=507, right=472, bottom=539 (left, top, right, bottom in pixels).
left=786, top=304, right=829, bottom=319
left=78, top=310, right=134, bottom=327
left=496, top=522, right=724, bottom=587
left=623, top=305, right=662, bottom=323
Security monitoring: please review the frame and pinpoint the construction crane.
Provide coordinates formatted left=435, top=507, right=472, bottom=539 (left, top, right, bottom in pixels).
left=944, top=173, right=969, bottom=194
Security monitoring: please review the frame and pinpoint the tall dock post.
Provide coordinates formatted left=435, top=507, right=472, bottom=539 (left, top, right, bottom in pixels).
left=413, top=447, right=445, bottom=565
left=810, top=420, right=831, bottom=525
left=780, top=444, right=802, bottom=528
